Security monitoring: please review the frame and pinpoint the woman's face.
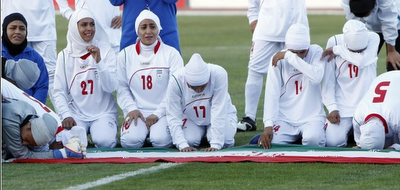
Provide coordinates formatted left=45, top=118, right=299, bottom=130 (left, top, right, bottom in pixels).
left=6, top=20, right=26, bottom=45
left=138, top=19, right=159, bottom=45
left=78, top=18, right=95, bottom=42
left=20, top=123, right=37, bottom=146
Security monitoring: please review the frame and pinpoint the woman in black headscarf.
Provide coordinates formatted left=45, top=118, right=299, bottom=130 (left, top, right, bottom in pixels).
left=2, top=13, right=49, bottom=104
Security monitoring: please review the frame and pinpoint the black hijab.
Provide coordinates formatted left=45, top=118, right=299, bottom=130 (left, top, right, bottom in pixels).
left=2, top=13, right=28, bottom=56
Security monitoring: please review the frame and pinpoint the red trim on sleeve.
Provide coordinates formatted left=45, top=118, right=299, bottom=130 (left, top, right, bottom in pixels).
left=364, top=114, right=389, bottom=134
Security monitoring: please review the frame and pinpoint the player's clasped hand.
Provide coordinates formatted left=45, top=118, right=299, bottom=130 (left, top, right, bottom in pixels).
left=327, top=110, right=341, bottom=124
left=62, top=117, right=77, bottom=130
left=86, top=45, right=101, bottom=63
left=258, top=127, right=273, bottom=149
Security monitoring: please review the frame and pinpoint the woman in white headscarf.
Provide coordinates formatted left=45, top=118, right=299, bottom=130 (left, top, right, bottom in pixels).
left=117, top=10, right=183, bottom=148
left=256, top=23, right=327, bottom=149
left=53, top=8, right=119, bottom=148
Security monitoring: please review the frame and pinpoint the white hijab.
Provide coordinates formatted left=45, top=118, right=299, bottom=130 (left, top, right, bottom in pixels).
left=135, top=10, right=162, bottom=37
left=66, top=8, right=97, bottom=57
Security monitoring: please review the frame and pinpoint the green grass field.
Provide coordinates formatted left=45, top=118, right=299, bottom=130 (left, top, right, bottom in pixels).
left=2, top=14, right=399, bottom=190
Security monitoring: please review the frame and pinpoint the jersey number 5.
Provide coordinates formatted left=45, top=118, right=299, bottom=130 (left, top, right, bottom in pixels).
left=373, top=81, right=390, bottom=103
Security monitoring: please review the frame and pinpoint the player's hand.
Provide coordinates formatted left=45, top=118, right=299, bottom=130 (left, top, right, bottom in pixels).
left=258, top=126, right=273, bottom=149
left=385, top=146, right=395, bottom=150
left=272, top=51, right=286, bottom=67
left=321, top=47, right=336, bottom=62
left=249, top=20, right=258, bottom=33
left=86, top=45, right=101, bottom=63
left=201, top=147, right=219, bottom=152
left=62, top=117, right=77, bottom=130
left=352, top=145, right=361, bottom=149
left=386, top=48, right=400, bottom=70
left=111, top=16, right=122, bottom=29
left=145, top=114, right=159, bottom=130
left=327, top=110, right=340, bottom=124
left=125, top=110, right=145, bottom=127
left=180, top=147, right=197, bottom=152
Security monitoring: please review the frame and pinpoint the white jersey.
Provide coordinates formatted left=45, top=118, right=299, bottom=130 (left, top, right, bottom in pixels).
left=53, top=43, right=118, bottom=121
left=341, top=0, right=400, bottom=46
left=1, top=0, right=56, bottom=41
left=263, top=45, right=326, bottom=127
left=322, top=32, right=379, bottom=117
left=252, top=0, right=308, bottom=42
left=166, top=64, right=237, bottom=149
left=57, top=0, right=121, bottom=48
left=117, top=40, right=183, bottom=118
left=353, top=71, right=400, bottom=149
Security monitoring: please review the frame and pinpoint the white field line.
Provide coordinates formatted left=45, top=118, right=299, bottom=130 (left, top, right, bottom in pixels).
left=62, top=163, right=181, bottom=190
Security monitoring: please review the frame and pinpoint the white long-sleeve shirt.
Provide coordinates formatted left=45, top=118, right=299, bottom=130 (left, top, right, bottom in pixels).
left=341, top=0, right=400, bottom=46
left=263, top=45, right=326, bottom=127
left=53, top=43, right=118, bottom=121
left=353, top=71, right=400, bottom=150
left=166, top=64, right=237, bottom=150
left=322, top=32, right=379, bottom=117
left=247, top=0, right=260, bottom=24
left=116, top=39, right=183, bottom=118
left=57, top=0, right=122, bottom=48
left=1, top=0, right=57, bottom=41
left=252, top=0, right=308, bottom=42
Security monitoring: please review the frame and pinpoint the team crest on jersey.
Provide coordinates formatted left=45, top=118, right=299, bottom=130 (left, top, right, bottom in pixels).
left=156, top=70, right=163, bottom=78
left=94, top=70, right=99, bottom=79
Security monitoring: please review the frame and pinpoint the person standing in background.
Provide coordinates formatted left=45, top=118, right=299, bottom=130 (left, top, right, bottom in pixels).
left=341, top=0, right=400, bottom=71
left=109, top=0, right=181, bottom=53
left=57, top=0, right=122, bottom=55
left=238, top=0, right=309, bottom=132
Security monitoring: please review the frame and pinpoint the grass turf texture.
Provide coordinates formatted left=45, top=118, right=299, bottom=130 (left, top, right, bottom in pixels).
left=2, top=15, right=398, bottom=189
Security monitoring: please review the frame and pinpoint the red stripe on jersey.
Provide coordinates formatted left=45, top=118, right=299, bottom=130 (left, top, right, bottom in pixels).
left=80, top=52, right=91, bottom=60
left=364, top=113, right=389, bottom=134
left=55, top=126, right=64, bottom=135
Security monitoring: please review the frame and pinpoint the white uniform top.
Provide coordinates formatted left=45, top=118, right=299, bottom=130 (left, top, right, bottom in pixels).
left=117, top=39, right=183, bottom=118
left=53, top=43, right=118, bottom=121
left=57, top=0, right=121, bottom=48
left=263, top=45, right=326, bottom=127
left=1, top=0, right=56, bottom=41
left=166, top=64, right=237, bottom=150
left=322, top=32, right=379, bottom=117
left=341, top=0, right=400, bottom=46
left=353, top=71, right=400, bottom=149
left=247, top=0, right=260, bottom=24
left=252, top=0, right=308, bottom=42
